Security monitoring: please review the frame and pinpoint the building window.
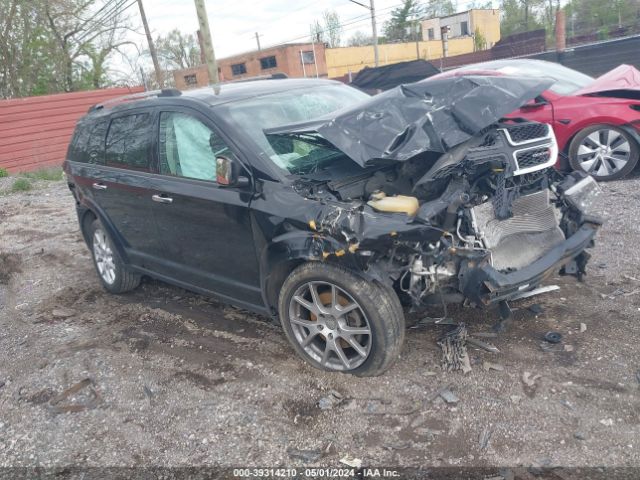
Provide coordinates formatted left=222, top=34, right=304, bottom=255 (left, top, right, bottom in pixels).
left=184, top=74, right=197, bottom=86
left=231, top=63, right=247, bottom=76
left=301, top=51, right=315, bottom=64
left=427, top=28, right=435, bottom=40
left=461, top=21, right=469, bottom=36
left=260, top=56, right=277, bottom=70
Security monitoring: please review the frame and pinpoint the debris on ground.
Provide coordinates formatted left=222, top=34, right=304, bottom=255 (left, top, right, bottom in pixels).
left=438, top=323, right=471, bottom=373
left=467, top=337, right=500, bottom=354
left=47, top=378, right=101, bottom=414
left=636, top=370, right=640, bottom=384
left=478, top=426, right=493, bottom=451
left=483, top=361, right=505, bottom=372
left=559, top=399, right=574, bottom=410
left=600, top=418, right=614, bottom=426
left=438, top=388, right=459, bottom=405
left=339, top=455, right=362, bottom=468
left=383, top=441, right=411, bottom=451
left=510, top=395, right=522, bottom=404
left=574, top=431, right=587, bottom=441
left=543, top=331, right=562, bottom=344
left=51, top=307, right=76, bottom=319
left=522, top=372, right=541, bottom=388
left=580, top=323, right=587, bottom=333
left=287, top=447, right=323, bottom=463
left=528, top=304, right=544, bottom=315
left=318, top=390, right=344, bottom=410
left=472, top=332, right=498, bottom=338
left=564, top=344, right=574, bottom=352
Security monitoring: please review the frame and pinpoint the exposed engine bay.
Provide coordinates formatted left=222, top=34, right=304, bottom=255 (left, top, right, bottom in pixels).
left=264, top=76, right=603, bottom=310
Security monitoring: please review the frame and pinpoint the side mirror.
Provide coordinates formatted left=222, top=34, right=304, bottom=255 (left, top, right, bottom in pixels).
left=216, top=156, right=250, bottom=187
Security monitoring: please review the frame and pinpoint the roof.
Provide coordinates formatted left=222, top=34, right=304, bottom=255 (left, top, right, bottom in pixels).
left=87, top=78, right=343, bottom=116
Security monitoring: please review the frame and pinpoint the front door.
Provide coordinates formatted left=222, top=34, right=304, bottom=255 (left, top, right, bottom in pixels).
left=148, top=108, right=262, bottom=308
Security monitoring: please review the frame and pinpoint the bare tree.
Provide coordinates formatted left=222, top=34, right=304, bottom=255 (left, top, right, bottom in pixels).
left=0, top=0, right=137, bottom=98
left=309, top=10, right=343, bottom=48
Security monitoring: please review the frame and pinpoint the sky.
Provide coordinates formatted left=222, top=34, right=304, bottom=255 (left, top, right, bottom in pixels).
left=129, top=0, right=419, bottom=59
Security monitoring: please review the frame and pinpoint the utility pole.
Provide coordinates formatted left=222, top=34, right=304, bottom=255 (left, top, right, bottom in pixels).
left=136, top=0, right=164, bottom=88
left=370, top=0, right=379, bottom=66
left=255, top=32, right=262, bottom=51
left=348, top=0, right=379, bottom=67
left=194, top=0, right=219, bottom=84
left=196, top=30, right=206, bottom=64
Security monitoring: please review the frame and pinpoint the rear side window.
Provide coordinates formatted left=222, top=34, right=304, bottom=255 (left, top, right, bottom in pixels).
left=105, top=113, right=152, bottom=170
left=67, top=120, right=108, bottom=164
left=86, top=121, right=108, bottom=164
left=66, top=126, right=88, bottom=163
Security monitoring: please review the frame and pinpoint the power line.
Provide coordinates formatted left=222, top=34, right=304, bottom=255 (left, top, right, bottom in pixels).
left=74, top=0, right=137, bottom=44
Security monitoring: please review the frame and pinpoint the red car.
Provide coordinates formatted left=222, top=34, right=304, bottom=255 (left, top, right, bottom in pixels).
left=433, top=59, right=640, bottom=181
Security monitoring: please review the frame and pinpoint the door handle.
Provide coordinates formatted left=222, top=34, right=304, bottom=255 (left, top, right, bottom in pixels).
left=92, top=182, right=107, bottom=190
left=152, top=194, right=173, bottom=204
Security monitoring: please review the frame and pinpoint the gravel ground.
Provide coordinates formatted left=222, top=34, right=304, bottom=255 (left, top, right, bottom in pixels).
left=0, top=176, right=639, bottom=474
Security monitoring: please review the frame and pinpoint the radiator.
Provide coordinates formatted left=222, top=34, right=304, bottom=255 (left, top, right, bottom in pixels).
left=472, top=190, right=566, bottom=271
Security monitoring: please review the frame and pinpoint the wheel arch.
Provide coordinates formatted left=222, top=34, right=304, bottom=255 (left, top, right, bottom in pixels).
left=77, top=199, right=130, bottom=264
left=259, top=230, right=369, bottom=318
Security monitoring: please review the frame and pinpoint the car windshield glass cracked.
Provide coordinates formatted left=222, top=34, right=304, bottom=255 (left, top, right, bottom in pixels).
left=218, top=85, right=369, bottom=172
left=159, top=112, right=232, bottom=182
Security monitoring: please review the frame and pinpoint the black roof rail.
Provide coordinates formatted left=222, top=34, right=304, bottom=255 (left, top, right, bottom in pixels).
left=88, top=88, right=182, bottom=113
left=227, top=73, right=289, bottom=84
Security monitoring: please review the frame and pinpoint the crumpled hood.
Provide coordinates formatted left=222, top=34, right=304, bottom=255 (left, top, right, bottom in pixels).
left=575, top=64, right=640, bottom=96
left=265, top=75, right=553, bottom=167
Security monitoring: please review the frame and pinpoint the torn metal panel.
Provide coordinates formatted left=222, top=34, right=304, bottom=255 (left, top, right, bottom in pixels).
left=266, top=75, right=554, bottom=167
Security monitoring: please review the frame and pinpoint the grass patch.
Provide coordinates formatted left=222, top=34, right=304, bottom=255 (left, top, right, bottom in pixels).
left=20, top=167, right=63, bottom=181
left=11, top=178, right=32, bottom=192
left=0, top=168, right=8, bottom=178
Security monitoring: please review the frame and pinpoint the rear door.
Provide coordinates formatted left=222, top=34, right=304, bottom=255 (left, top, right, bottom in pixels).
left=148, top=108, right=262, bottom=307
left=74, top=109, right=162, bottom=269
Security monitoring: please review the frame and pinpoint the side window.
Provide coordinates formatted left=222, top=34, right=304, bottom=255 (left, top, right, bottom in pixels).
left=86, top=121, right=108, bottom=164
left=105, top=113, right=152, bottom=170
left=159, top=112, right=233, bottom=182
left=67, top=126, right=88, bottom=163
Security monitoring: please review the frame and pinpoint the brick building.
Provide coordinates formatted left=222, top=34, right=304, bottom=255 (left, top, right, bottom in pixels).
left=174, top=42, right=327, bottom=89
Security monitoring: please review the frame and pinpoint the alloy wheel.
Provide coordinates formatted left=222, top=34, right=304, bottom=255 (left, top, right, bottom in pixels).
left=576, top=128, right=631, bottom=178
left=92, top=228, right=116, bottom=285
left=288, top=281, right=371, bottom=371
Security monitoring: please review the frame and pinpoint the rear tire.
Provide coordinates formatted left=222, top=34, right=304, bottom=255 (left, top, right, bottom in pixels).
left=88, top=220, right=141, bottom=293
left=569, top=124, right=639, bottom=181
left=278, top=262, right=405, bottom=377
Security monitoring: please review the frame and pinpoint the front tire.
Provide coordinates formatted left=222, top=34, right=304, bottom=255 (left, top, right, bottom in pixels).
left=88, top=220, right=141, bottom=293
left=278, top=262, right=405, bottom=376
left=569, top=124, right=639, bottom=181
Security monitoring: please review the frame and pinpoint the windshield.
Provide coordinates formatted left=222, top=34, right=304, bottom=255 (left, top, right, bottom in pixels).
left=458, top=60, right=594, bottom=95
left=216, top=84, right=368, bottom=175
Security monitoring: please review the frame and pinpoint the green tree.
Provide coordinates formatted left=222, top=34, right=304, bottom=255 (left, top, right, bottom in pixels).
left=155, top=29, right=201, bottom=71
left=474, top=27, right=487, bottom=50
left=383, top=0, right=424, bottom=42
left=500, top=0, right=545, bottom=37
left=424, top=0, right=457, bottom=19
left=0, top=0, right=135, bottom=98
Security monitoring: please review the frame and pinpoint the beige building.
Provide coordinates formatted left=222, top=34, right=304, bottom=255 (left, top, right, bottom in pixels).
left=325, top=37, right=474, bottom=78
left=422, top=9, right=501, bottom=46
left=173, top=42, right=327, bottom=89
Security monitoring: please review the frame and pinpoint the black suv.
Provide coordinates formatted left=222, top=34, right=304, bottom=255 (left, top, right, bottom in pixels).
left=65, top=77, right=601, bottom=376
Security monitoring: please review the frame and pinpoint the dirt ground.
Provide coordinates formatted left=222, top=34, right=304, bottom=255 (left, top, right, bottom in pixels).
left=0, top=175, right=639, bottom=475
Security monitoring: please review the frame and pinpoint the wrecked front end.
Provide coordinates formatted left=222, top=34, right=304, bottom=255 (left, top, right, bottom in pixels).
left=269, top=76, right=603, bottom=311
